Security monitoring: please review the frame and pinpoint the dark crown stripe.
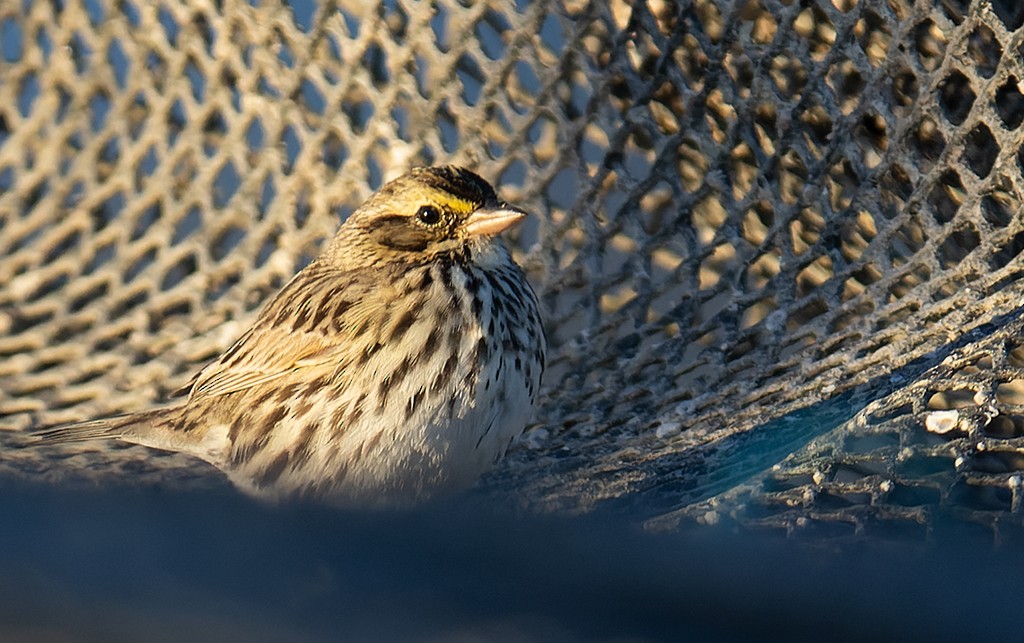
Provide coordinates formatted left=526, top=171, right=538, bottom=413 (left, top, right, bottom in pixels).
left=414, top=166, right=497, bottom=205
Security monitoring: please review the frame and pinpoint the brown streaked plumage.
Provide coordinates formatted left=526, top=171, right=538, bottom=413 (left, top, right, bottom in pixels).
left=33, top=166, right=546, bottom=507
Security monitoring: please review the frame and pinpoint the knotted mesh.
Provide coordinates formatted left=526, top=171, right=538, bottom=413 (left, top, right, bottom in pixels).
left=2, top=0, right=1024, bottom=540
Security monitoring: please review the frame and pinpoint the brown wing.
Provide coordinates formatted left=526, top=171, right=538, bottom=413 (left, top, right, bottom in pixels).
left=183, top=264, right=388, bottom=400
left=189, top=332, right=345, bottom=398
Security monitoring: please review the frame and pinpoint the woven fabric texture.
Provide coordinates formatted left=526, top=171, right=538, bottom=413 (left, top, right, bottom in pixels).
left=2, top=0, right=1024, bottom=539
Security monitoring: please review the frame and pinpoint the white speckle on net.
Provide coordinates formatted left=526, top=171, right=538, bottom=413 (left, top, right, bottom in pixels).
left=672, top=400, right=695, bottom=417
left=764, top=309, right=787, bottom=333
left=924, top=409, right=959, bottom=434
left=655, top=421, right=681, bottom=439
left=518, top=427, right=549, bottom=450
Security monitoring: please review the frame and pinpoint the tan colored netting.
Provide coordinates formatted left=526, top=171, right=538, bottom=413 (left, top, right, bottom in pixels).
left=2, top=0, right=1024, bottom=538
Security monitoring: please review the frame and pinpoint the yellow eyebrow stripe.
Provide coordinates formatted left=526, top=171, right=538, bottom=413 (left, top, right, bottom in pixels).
left=434, top=194, right=478, bottom=214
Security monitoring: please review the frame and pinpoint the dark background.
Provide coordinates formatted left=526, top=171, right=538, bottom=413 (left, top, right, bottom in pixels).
left=1, top=478, right=1020, bottom=642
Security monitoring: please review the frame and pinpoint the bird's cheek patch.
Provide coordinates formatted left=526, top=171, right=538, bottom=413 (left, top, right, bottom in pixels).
left=371, top=217, right=432, bottom=252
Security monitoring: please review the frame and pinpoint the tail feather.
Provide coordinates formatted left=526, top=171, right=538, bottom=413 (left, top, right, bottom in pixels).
left=31, top=409, right=176, bottom=446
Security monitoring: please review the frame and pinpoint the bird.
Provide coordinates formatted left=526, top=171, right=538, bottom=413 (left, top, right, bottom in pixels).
left=32, top=165, right=546, bottom=507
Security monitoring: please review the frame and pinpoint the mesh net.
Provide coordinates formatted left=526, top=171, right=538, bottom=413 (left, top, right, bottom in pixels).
left=3, top=0, right=1024, bottom=540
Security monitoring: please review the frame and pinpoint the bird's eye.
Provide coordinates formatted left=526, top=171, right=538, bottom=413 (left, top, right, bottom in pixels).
left=415, top=205, right=442, bottom=226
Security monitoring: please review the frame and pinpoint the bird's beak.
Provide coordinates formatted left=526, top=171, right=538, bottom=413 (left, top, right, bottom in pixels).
left=463, top=203, right=528, bottom=237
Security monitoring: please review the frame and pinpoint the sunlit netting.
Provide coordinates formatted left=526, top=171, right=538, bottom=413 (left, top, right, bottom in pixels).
left=3, top=0, right=1024, bottom=540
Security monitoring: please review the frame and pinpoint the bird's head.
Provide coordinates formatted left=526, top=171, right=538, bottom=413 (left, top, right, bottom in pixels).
left=322, top=166, right=527, bottom=270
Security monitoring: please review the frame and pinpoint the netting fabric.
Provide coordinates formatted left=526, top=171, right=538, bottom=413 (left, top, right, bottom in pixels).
left=2, top=0, right=1024, bottom=540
